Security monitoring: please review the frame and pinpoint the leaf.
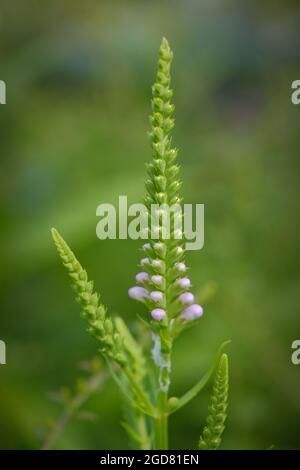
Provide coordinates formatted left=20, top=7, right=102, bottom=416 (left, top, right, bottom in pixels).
left=121, top=422, right=147, bottom=448
left=105, top=358, right=156, bottom=418
left=168, top=340, right=231, bottom=414
left=115, top=317, right=146, bottom=382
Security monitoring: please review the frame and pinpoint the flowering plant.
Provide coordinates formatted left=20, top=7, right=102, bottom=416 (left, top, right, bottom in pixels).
left=50, top=38, right=229, bottom=450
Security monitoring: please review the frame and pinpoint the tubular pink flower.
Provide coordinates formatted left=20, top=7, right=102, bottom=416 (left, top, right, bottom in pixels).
left=151, top=275, right=163, bottom=286
left=128, top=286, right=149, bottom=301
left=151, top=308, right=166, bottom=321
left=150, top=291, right=164, bottom=303
left=177, top=277, right=191, bottom=289
left=136, top=272, right=149, bottom=284
left=180, top=304, right=203, bottom=321
left=178, top=292, right=194, bottom=305
left=176, top=262, right=186, bottom=272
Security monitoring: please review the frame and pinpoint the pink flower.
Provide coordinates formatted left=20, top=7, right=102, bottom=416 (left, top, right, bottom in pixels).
left=136, top=272, right=149, bottom=284
left=176, top=262, right=186, bottom=272
left=151, top=275, right=163, bottom=286
left=151, top=308, right=166, bottom=321
left=180, top=304, right=203, bottom=321
left=150, top=291, right=164, bottom=303
left=177, top=277, right=191, bottom=289
left=128, top=286, right=149, bottom=301
left=178, top=292, right=194, bottom=305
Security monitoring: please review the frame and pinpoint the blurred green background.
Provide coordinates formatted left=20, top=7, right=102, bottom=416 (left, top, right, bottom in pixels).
left=1, top=0, right=300, bottom=450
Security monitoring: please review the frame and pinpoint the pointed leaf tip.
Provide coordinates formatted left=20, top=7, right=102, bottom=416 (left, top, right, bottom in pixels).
left=160, top=36, right=170, bottom=50
left=51, top=227, right=58, bottom=240
left=51, top=227, right=62, bottom=245
left=220, top=353, right=228, bottom=373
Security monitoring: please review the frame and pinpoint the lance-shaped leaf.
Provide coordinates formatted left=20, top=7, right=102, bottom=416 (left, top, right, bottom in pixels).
left=115, top=317, right=146, bottom=383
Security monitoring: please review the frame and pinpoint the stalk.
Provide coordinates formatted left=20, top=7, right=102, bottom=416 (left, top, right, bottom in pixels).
left=154, top=390, right=169, bottom=449
left=153, top=323, right=172, bottom=449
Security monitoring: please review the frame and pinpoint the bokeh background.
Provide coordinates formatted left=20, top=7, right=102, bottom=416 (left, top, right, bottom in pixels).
left=1, top=0, right=300, bottom=449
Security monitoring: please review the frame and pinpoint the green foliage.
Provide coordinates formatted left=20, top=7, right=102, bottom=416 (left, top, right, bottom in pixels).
left=42, top=357, right=107, bottom=450
left=199, top=354, right=229, bottom=450
left=114, top=317, right=146, bottom=383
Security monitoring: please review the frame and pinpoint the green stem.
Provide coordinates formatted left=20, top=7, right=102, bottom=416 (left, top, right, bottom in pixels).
left=153, top=391, right=168, bottom=449
left=153, top=333, right=171, bottom=449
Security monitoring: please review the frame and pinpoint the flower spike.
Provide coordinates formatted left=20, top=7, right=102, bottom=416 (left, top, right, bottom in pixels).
left=51, top=228, right=126, bottom=367
left=199, top=354, right=229, bottom=450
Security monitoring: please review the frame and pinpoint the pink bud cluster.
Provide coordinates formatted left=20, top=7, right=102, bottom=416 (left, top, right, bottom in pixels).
left=128, top=244, right=203, bottom=323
